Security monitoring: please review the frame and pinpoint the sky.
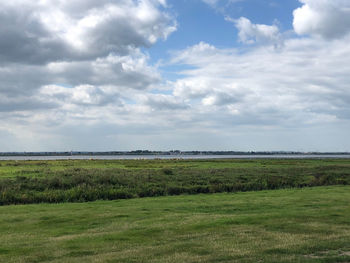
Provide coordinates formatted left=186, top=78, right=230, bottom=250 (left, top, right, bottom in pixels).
left=1, top=0, right=350, bottom=152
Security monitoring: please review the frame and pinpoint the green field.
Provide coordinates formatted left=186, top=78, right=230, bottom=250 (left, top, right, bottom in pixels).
left=1, top=158, right=350, bottom=205
left=1, top=159, right=349, bottom=262
left=1, top=186, right=350, bottom=262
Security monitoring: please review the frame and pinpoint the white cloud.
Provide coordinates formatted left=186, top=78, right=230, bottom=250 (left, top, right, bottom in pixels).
left=1, top=0, right=350, bottom=151
left=0, top=0, right=173, bottom=114
left=201, top=0, right=243, bottom=8
left=0, top=48, right=160, bottom=115
left=293, top=0, right=350, bottom=39
left=169, top=37, right=350, bottom=130
left=142, top=94, right=189, bottom=110
left=0, top=0, right=176, bottom=64
left=5, top=34, right=350, bottom=150
left=0, top=0, right=177, bottom=151
left=201, top=0, right=219, bottom=6
left=227, top=17, right=282, bottom=46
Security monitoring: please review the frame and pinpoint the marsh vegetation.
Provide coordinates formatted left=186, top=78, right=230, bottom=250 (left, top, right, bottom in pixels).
left=0, top=159, right=349, bottom=205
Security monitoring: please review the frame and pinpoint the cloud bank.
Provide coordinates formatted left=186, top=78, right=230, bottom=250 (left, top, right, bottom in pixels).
left=1, top=0, right=350, bottom=151
left=0, top=0, right=175, bottom=64
left=0, top=0, right=175, bottom=113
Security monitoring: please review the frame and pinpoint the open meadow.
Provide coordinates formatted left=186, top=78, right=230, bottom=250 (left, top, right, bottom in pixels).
left=0, top=159, right=350, bottom=262
left=0, top=158, right=350, bottom=205
left=1, top=186, right=350, bottom=262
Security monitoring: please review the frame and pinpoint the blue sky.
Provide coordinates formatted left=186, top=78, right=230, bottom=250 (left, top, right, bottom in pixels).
left=0, top=0, right=350, bottom=151
left=149, top=0, right=302, bottom=81
left=149, top=0, right=301, bottom=58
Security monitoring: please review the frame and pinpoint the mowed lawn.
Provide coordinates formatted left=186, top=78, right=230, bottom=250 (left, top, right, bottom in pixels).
left=1, top=186, right=350, bottom=263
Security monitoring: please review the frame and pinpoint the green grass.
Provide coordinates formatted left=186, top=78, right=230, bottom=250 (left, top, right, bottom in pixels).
left=2, top=158, right=350, bottom=177
left=1, top=158, right=349, bottom=178
left=1, top=159, right=350, bottom=205
left=0, top=186, right=350, bottom=262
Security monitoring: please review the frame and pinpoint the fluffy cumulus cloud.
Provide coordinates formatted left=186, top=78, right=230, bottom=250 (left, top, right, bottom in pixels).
left=165, top=36, right=350, bottom=150
left=0, top=0, right=174, bottom=108
left=293, top=0, right=350, bottom=38
left=0, top=0, right=178, bottom=150
left=226, top=17, right=282, bottom=46
left=1, top=0, right=350, bottom=151
left=0, top=0, right=175, bottom=64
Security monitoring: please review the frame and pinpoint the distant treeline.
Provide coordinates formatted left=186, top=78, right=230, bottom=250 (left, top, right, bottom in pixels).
left=1, top=159, right=349, bottom=205
left=1, top=150, right=350, bottom=156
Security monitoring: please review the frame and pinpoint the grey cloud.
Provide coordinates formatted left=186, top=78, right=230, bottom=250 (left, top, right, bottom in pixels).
left=0, top=48, right=161, bottom=112
left=0, top=1, right=168, bottom=113
left=0, top=1, right=175, bottom=64
left=169, top=37, right=350, bottom=127
left=0, top=7, right=69, bottom=65
left=1, top=0, right=350, bottom=151
left=0, top=129, right=20, bottom=151
left=144, top=94, right=189, bottom=111
left=39, top=85, right=124, bottom=108
left=0, top=64, right=51, bottom=100
left=202, top=90, right=244, bottom=106
left=0, top=97, right=58, bottom=112
left=51, top=54, right=160, bottom=89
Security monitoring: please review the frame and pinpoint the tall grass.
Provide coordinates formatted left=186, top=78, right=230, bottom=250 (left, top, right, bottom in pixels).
left=1, top=159, right=349, bottom=205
